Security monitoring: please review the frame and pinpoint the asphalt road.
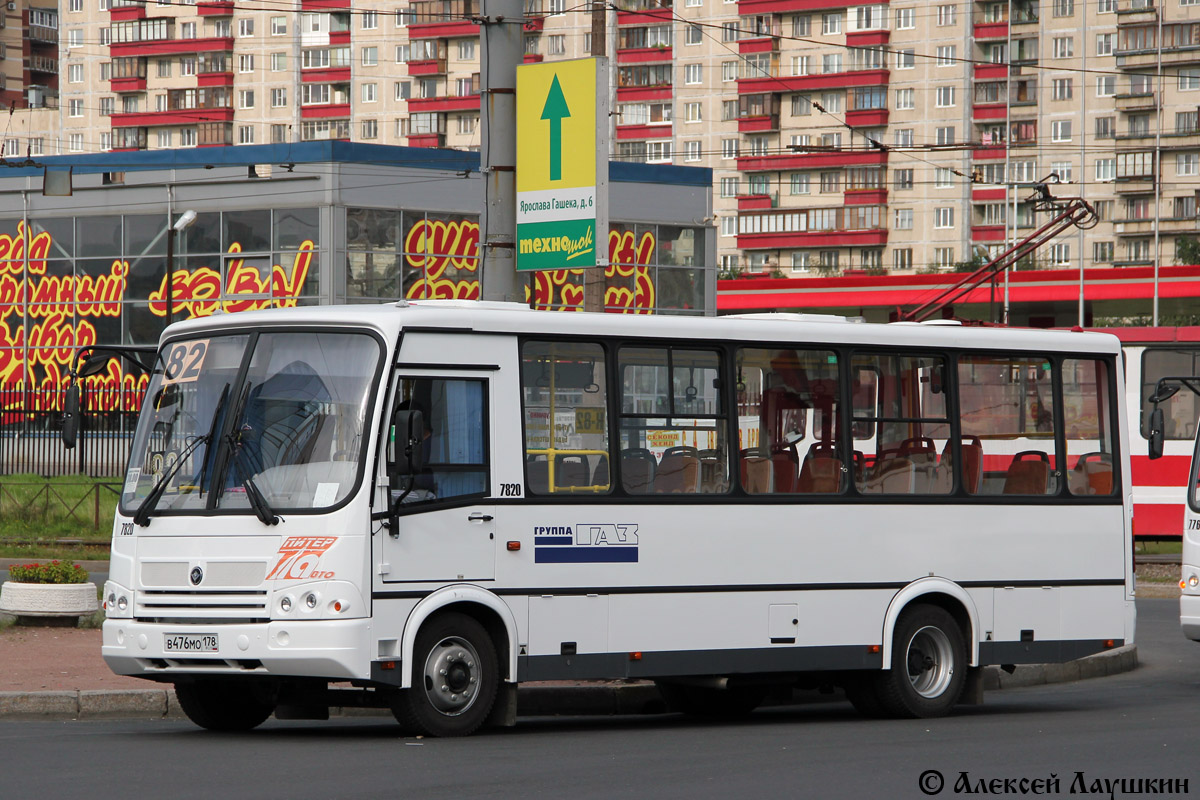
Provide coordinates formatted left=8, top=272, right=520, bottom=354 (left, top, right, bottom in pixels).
left=1, top=597, right=1195, bottom=800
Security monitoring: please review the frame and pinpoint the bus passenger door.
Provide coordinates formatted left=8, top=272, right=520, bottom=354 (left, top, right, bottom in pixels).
left=381, top=372, right=496, bottom=583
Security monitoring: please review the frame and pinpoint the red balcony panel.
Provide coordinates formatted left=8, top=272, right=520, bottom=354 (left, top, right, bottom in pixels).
left=738, top=0, right=880, bottom=14
left=738, top=229, right=888, bottom=250
left=738, top=115, right=778, bottom=133
left=109, top=37, right=234, bottom=58
left=846, top=30, right=888, bottom=47
left=110, top=77, right=147, bottom=93
left=616, top=123, right=672, bottom=140
left=109, top=6, right=145, bottom=21
left=844, top=189, right=887, bottom=205
left=845, top=108, right=887, bottom=127
left=197, top=1, right=234, bottom=15
left=408, top=95, right=480, bottom=113
left=111, top=147, right=143, bottom=152
left=408, top=133, right=443, bottom=148
left=301, top=103, right=351, bottom=119
left=616, top=46, right=673, bottom=63
left=739, top=69, right=887, bottom=95
left=737, top=195, right=773, bottom=211
left=407, top=58, right=447, bottom=76
left=197, top=72, right=233, bottom=87
left=974, top=63, right=1008, bottom=80
left=408, top=21, right=479, bottom=39
left=972, top=188, right=1007, bottom=201
left=523, top=16, right=544, bottom=32
left=110, top=109, right=233, bottom=127
left=973, top=146, right=1007, bottom=161
left=738, top=38, right=777, bottom=54
left=973, top=103, right=1007, bottom=120
left=973, top=22, right=1009, bottom=40
left=972, top=225, right=1007, bottom=242
left=616, top=9, right=672, bottom=24
left=616, top=86, right=672, bottom=102
left=301, top=0, right=350, bottom=8
left=302, top=67, right=352, bottom=83
left=329, top=31, right=351, bottom=45
left=738, top=150, right=887, bottom=172
left=523, top=54, right=544, bottom=63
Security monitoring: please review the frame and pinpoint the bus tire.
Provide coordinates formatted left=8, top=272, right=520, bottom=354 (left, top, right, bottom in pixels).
left=654, top=681, right=767, bottom=718
left=174, top=679, right=277, bottom=732
left=391, top=612, right=498, bottom=737
left=878, top=605, right=967, bottom=718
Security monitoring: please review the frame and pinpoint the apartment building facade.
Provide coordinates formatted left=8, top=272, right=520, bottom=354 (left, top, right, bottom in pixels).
left=27, top=0, right=1200, bottom=281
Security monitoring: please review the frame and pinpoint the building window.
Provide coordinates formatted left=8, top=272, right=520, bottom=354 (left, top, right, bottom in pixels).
left=894, top=129, right=913, bottom=147
left=822, top=12, right=840, bottom=34
left=722, top=61, right=738, bottom=82
left=68, top=99, right=83, bottom=117
left=100, top=132, right=112, bottom=150
left=156, top=130, right=172, bottom=148
left=1180, top=70, right=1200, bottom=91
left=1096, top=117, right=1115, bottom=139
left=1053, top=0, right=1074, bottom=16
left=181, top=128, right=197, bottom=146
left=181, top=21, right=196, bottom=38
left=396, top=45, right=410, bottom=62
left=934, top=207, right=954, bottom=228
left=1178, top=153, right=1199, bottom=176
left=238, top=54, right=254, bottom=73
left=1052, top=79, right=1073, bottom=100
left=1052, top=37, right=1074, bottom=59
left=793, top=15, right=810, bottom=36
left=935, top=126, right=954, bottom=145
left=1096, top=33, right=1112, bottom=56
left=238, top=125, right=254, bottom=145
left=936, top=4, right=955, bottom=25
left=396, top=81, right=411, bottom=100
left=271, top=124, right=288, bottom=144
left=790, top=173, right=810, bottom=194
left=458, top=114, right=477, bottom=134
left=69, top=133, right=83, bottom=151
left=1051, top=120, right=1072, bottom=142
left=822, top=53, right=842, bottom=74
left=820, top=171, right=840, bottom=192
left=362, top=83, right=376, bottom=102
left=685, top=64, right=702, bottom=84
left=239, top=90, right=254, bottom=109
left=721, top=138, right=738, bottom=159
left=647, top=140, right=672, bottom=163
left=361, top=10, right=377, bottom=29
left=362, top=119, right=378, bottom=139
left=684, top=141, right=701, bottom=162
left=68, top=64, right=83, bottom=83
left=1050, top=161, right=1072, bottom=182
left=935, top=167, right=953, bottom=188
left=1094, top=242, right=1114, bottom=263
left=721, top=217, right=736, bottom=237
left=894, top=248, right=913, bottom=270
left=791, top=94, right=810, bottom=115
left=362, top=47, right=378, bottom=66
left=933, top=248, right=954, bottom=269
left=1096, top=76, right=1115, bottom=97
left=457, top=39, right=475, bottom=60
left=894, top=208, right=913, bottom=230
left=547, top=34, right=565, bottom=55
left=720, top=177, right=740, bottom=197
left=936, top=46, right=955, bottom=67
left=685, top=102, right=702, bottom=122
left=271, top=53, right=285, bottom=71
left=271, top=16, right=286, bottom=35
left=238, top=18, right=254, bottom=37
left=1095, top=158, right=1115, bottom=182
left=895, top=88, right=913, bottom=110
left=1050, top=243, right=1070, bottom=265
left=935, top=86, right=955, bottom=107
left=894, top=169, right=913, bottom=190
left=99, top=97, right=114, bottom=116
left=271, top=88, right=287, bottom=107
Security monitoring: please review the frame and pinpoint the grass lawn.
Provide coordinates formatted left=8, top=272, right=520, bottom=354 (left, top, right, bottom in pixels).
left=0, top=474, right=118, bottom=559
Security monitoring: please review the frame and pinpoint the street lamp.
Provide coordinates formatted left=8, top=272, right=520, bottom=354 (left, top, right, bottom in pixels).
left=165, top=209, right=197, bottom=328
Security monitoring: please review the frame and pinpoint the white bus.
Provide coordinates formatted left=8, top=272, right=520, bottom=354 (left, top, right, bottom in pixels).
left=94, top=301, right=1134, bottom=735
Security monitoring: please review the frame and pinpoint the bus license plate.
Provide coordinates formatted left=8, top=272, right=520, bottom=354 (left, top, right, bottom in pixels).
left=164, top=633, right=219, bottom=653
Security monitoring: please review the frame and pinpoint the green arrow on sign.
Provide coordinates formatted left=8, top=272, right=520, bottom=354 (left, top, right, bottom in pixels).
left=540, top=75, right=571, bottom=181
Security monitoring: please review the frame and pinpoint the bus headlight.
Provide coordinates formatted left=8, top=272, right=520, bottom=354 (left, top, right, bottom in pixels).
left=1190, top=574, right=1199, bottom=590
left=280, top=595, right=293, bottom=613
left=104, top=581, right=133, bottom=618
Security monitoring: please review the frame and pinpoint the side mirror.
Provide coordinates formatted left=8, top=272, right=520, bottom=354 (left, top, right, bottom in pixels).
left=77, top=353, right=110, bottom=378
left=61, top=383, right=80, bottom=449
left=1148, top=406, right=1165, bottom=460
left=388, top=409, right=425, bottom=477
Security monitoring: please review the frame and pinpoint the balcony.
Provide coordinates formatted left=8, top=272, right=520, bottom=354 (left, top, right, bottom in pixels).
left=973, top=22, right=1008, bottom=40
left=736, top=0, right=867, bottom=15
left=408, top=94, right=480, bottom=113
left=408, top=57, right=448, bottom=76
left=973, top=104, right=1007, bottom=121
left=301, top=66, right=351, bottom=83
left=845, top=108, right=887, bottom=127
left=301, top=0, right=351, bottom=8
left=971, top=225, right=1007, bottom=242
left=738, top=148, right=887, bottom=173
left=197, top=1, right=235, bottom=14
left=408, top=0, right=481, bottom=39
left=110, top=36, right=233, bottom=59
left=737, top=194, right=776, bottom=211
left=739, top=69, right=887, bottom=95
left=29, top=56, right=58, bottom=75
left=844, top=188, right=886, bottom=205
left=1114, top=92, right=1158, bottom=113
left=111, top=126, right=148, bottom=151
left=28, top=25, right=58, bottom=44
left=111, top=108, right=234, bottom=127
left=617, top=46, right=674, bottom=64
left=301, top=103, right=352, bottom=119
left=615, top=122, right=672, bottom=140
left=408, top=133, right=446, bottom=148
left=110, top=77, right=147, bottom=92
left=738, top=114, right=780, bottom=132
left=974, top=63, right=1008, bottom=80
left=1115, top=2, right=1157, bottom=25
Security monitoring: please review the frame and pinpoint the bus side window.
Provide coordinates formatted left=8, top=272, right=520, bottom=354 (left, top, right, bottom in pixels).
left=1064, top=358, right=1116, bottom=496
left=520, top=341, right=612, bottom=496
left=393, top=378, right=488, bottom=505
left=958, top=355, right=1058, bottom=496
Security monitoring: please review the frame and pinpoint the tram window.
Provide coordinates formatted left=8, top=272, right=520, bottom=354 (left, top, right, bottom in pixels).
left=618, top=346, right=727, bottom=494
left=851, top=353, right=951, bottom=495
left=736, top=347, right=842, bottom=494
left=1142, top=348, right=1200, bottom=440
left=1064, top=358, right=1116, bottom=497
left=520, top=341, right=611, bottom=495
left=959, top=355, right=1058, bottom=496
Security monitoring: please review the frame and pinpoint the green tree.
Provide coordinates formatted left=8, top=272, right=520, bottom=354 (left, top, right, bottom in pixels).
left=1175, top=235, right=1200, bottom=265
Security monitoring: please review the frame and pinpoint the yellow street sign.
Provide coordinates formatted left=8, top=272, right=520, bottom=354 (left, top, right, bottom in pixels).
left=517, top=58, right=599, bottom=193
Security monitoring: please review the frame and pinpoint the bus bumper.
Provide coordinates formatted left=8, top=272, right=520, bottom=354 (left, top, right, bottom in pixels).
left=101, top=618, right=373, bottom=682
left=1181, top=593, right=1200, bottom=642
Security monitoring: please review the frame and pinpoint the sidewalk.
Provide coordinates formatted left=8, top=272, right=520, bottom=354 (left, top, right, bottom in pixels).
left=0, top=623, right=1139, bottom=722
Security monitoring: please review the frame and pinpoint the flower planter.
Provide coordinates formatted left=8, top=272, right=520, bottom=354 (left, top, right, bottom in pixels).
left=0, top=581, right=99, bottom=627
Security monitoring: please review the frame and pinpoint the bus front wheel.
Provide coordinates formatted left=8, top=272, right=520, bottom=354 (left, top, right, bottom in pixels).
left=878, top=605, right=967, bottom=718
left=391, top=612, right=499, bottom=737
left=174, top=679, right=277, bottom=731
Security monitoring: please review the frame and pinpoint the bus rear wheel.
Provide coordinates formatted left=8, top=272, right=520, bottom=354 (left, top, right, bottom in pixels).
left=655, top=681, right=767, bottom=718
left=391, top=612, right=499, bottom=737
left=174, top=679, right=277, bottom=731
left=878, top=605, right=967, bottom=718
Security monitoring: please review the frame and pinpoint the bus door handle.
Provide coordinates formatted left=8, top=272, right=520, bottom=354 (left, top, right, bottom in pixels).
left=468, top=512, right=494, bottom=523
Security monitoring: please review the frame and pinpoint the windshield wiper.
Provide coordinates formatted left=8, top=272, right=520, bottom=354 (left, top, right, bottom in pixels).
left=132, top=433, right=209, bottom=527
left=226, top=430, right=280, bottom=526
left=134, top=381, right=229, bottom=527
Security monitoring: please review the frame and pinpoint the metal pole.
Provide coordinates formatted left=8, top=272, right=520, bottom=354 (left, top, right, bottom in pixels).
left=584, top=0, right=607, bottom=313
left=165, top=227, right=174, bottom=328
left=1003, top=0, right=1013, bottom=325
left=1153, top=4, right=1163, bottom=326
left=479, top=0, right=521, bottom=302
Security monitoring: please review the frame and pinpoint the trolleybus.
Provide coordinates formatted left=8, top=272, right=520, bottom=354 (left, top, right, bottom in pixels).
left=90, top=301, right=1135, bottom=734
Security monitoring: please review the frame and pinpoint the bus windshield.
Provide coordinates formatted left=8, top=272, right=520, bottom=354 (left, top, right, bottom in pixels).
left=120, top=330, right=382, bottom=517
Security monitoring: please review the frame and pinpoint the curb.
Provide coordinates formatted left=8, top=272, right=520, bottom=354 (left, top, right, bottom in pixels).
left=0, top=644, right=1138, bottom=722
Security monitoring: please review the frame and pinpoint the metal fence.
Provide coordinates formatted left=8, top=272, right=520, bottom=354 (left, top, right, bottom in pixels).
left=0, top=387, right=140, bottom=478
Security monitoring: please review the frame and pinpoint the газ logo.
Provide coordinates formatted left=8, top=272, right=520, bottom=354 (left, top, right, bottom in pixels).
left=267, top=536, right=338, bottom=580
left=533, top=524, right=638, bottom=563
